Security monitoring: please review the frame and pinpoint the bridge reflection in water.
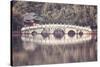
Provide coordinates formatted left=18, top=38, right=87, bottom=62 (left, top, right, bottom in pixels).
left=12, top=33, right=97, bottom=66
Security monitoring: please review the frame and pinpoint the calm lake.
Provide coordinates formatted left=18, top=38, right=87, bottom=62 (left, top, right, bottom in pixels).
left=11, top=33, right=97, bottom=66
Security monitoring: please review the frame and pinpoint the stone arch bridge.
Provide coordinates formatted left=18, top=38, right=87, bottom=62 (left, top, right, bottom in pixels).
left=21, top=24, right=92, bottom=45
left=21, top=24, right=92, bottom=35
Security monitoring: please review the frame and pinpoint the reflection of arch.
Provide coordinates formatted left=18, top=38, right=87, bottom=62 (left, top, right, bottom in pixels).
left=53, top=29, right=65, bottom=39
left=41, top=29, right=50, bottom=38
left=31, top=31, right=37, bottom=36
left=21, top=33, right=92, bottom=45
left=79, top=31, right=83, bottom=36
left=23, top=40, right=37, bottom=51
left=68, top=30, right=75, bottom=37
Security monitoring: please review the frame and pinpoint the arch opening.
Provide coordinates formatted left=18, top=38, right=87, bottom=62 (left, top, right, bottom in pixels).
left=41, top=29, right=50, bottom=38
left=68, top=30, right=75, bottom=37
left=31, top=31, right=37, bottom=36
left=53, top=29, right=65, bottom=39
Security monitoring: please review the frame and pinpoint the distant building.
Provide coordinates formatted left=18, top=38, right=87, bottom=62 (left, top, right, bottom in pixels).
left=23, top=12, right=43, bottom=26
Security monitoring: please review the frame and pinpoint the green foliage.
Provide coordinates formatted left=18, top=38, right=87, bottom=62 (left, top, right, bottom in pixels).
left=12, top=1, right=97, bottom=26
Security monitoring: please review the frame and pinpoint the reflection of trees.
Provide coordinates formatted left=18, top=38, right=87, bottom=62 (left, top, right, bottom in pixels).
left=13, top=42, right=97, bottom=65
left=12, top=36, right=23, bottom=52
left=12, top=29, right=97, bottom=66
